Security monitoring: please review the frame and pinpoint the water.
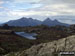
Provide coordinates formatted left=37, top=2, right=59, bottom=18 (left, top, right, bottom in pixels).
left=15, top=32, right=37, bottom=40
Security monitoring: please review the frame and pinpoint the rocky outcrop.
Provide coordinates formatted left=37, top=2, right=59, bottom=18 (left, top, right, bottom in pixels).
left=5, top=35, right=75, bottom=56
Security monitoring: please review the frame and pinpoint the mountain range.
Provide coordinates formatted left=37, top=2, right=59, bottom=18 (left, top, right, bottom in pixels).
left=4, top=17, right=69, bottom=27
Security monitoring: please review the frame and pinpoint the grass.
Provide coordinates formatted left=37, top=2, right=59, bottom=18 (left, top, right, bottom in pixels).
left=0, top=31, right=34, bottom=55
left=0, top=25, right=73, bottom=55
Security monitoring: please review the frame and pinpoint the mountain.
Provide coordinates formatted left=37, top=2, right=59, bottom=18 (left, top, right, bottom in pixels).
left=3, top=17, right=69, bottom=27
left=5, top=35, right=75, bottom=56
left=42, top=18, right=69, bottom=26
left=42, top=18, right=53, bottom=26
left=5, top=17, right=42, bottom=27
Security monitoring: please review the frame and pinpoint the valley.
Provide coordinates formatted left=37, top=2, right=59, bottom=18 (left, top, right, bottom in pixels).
left=0, top=24, right=74, bottom=56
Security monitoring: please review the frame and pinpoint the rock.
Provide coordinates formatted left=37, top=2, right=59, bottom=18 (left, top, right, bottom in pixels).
left=4, top=35, right=75, bottom=56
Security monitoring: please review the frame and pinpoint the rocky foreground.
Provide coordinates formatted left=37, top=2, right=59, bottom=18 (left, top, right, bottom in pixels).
left=5, top=35, right=75, bottom=56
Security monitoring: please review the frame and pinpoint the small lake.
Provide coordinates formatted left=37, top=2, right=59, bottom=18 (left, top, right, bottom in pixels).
left=15, top=32, right=37, bottom=40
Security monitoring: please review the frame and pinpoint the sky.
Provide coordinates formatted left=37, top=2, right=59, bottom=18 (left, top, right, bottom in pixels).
left=0, top=0, right=75, bottom=24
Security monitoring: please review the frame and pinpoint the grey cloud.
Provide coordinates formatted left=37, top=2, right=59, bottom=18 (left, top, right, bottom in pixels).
left=39, top=0, right=75, bottom=4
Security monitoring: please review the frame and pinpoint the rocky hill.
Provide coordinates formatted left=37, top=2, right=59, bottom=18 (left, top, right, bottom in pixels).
left=5, top=35, right=75, bottom=56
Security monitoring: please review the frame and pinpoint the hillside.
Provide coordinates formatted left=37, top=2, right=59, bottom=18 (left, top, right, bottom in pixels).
left=5, top=35, right=75, bottom=56
left=0, top=25, right=74, bottom=56
left=0, top=29, right=34, bottom=55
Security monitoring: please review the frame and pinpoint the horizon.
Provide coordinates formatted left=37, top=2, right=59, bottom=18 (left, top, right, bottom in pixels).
left=0, top=0, right=75, bottom=24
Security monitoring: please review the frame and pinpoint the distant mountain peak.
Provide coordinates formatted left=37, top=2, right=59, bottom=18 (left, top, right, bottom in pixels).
left=21, top=17, right=25, bottom=19
left=20, top=17, right=33, bottom=21
left=46, top=18, right=51, bottom=20
left=44, top=18, right=52, bottom=22
left=46, top=18, right=50, bottom=20
left=28, top=18, right=33, bottom=20
left=53, top=19, right=59, bottom=22
left=28, top=18, right=33, bottom=19
left=20, top=17, right=27, bottom=20
left=5, top=17, right=42, bottom=26
left=42, top=18, right=69, bottom=26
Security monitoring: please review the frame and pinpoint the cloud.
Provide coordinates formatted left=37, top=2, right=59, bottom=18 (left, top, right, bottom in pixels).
left=27, top=4, right=75, bottom=16
left=0, top=6, right=3, bottom=8
left=0, top=0, right=75, bottom=24
left=0, top=0, right=4, bottom=4
left=13, top=0, right=41, bottom=3
left=8, top=10, right=58, bottom=17
left=39, top=0, right=75, bottom=5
